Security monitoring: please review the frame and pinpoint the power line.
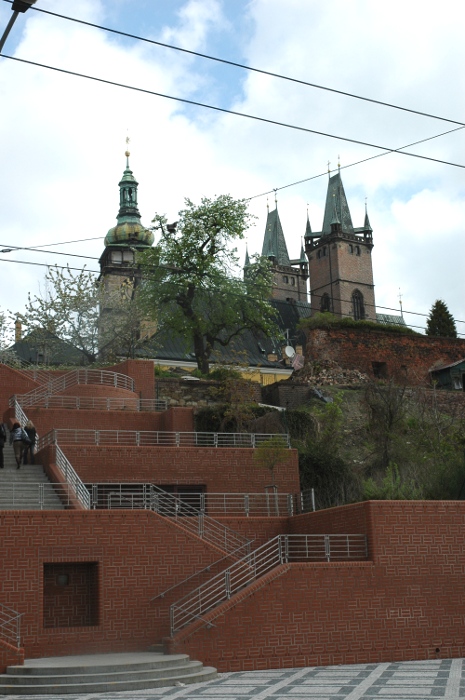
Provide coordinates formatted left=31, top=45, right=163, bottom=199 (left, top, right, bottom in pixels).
left=1, top=53, right=464, bottom=173
left=23, top=2, right=465, bottom=129
left=247, top=125, right=465, bottom=200
left=1, top=254, right=464, bottom=330
left=0, top=244, right=98, bottom=260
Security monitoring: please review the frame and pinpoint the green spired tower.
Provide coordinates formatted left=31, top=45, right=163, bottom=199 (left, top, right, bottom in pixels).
left=98, top=146, right=154, bottom=356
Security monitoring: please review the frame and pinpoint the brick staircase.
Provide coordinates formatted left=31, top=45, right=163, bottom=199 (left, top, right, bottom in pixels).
left=0, top=444, right=65, bottom=511
left=0, top=652, right=217, bottom=695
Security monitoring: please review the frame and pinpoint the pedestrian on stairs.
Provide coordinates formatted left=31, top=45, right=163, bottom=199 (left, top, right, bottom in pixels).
left=0, top=422, right=6, bottom=469
left=9, top=422, right=25, bottom=469
left=23, top=420, right=36, bottom=465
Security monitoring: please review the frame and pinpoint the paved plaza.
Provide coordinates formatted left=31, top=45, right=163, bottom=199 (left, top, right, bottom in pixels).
left=2, top=658, right=464, bottom=700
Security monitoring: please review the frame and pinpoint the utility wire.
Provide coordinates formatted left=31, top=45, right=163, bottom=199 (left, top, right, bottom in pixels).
left=19, top=2, right=465, bottom=129
left=248, top=125, right=465, bottom=200
left=1, top=53, right=464, bottom=172
left=0, top=244, right=98, bottom=260
left=1, top=254, right=464, bottom=329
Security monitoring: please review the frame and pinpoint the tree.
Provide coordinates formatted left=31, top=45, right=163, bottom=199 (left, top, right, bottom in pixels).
left=15, top=265, right=149, bottom=364
left=138, top=195, right=280, bottom=374
left=253, top=435, right=290, bottom=486
left=426, top=299, right=457, bottom=338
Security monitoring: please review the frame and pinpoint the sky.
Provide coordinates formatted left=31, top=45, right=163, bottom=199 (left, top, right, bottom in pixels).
left=0, top=0, right=464, bottom=339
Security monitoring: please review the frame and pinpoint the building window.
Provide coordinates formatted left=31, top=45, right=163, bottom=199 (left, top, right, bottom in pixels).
left=352, top=289, right=365, bottom=320
left=323, top=246, right=327, bottom=257
left=320, top=293, right=331, bottom=312
left=122, top=250, right=134, bottom=263
left=349, top=244, right=353, bottom=254
left=111, top=250, right=122, bottom=264
left=290, top=277, right=295, bottom=286
left=283, top=275, right=289, bottom=284
left=355, top=246, right=361, bottom=256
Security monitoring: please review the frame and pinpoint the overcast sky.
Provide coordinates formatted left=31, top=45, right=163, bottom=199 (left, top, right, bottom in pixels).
left=0, top=0, right=464, bottom=338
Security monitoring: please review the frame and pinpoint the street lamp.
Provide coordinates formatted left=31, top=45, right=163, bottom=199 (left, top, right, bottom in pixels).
left=0, top=1, right=37, bottom=53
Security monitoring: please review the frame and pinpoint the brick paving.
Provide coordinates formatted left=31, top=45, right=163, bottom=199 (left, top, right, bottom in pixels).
left=2, top=658, right=464, bottom=700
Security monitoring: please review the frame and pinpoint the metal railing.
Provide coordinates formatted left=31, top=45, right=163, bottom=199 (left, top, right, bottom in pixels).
left=87, top=485, right=295, bottom=517
left=170, top=533, right=368, bottom=635
left=0, top=482, right=79, bottom=510
left=38, top=430, right=291, bottom=449
left=0, top=604, right=22, bottom=648
left=15, top=395, right=168, bottom=412
left=12, top=369, right=135, bottom=408
left=55, top=445, right=90, bottom=510
left=0, top=353, right=51, bottom=386
left=88, top=483, right=251, bottom=555
left=13, top=400, right=39, bottom=450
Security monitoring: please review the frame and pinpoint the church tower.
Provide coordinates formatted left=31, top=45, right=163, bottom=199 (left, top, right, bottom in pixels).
left=305, top=172, right=375, bottom=320
left=259, top=204, right=308, bottom=302
left=98, top=149, right=154, bottom=352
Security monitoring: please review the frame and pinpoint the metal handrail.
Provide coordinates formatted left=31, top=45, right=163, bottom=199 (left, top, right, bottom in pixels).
left=170, top=534, right=368, bottom=635
left=11, top=369, right=135, bottom=408
left=13, top=400, right=39, bottom=450
left=86, top=485, right=295, bottom=517
left=13, top=396, right=168, bottom=412
left=55, top=445, right=90, bottom=510
left=0, top=604, right=22, bottom=648
left=38, top=430, right=291, bottom=450
left=0, top=482, right=77, bottom=509
left=0, top=353, right=51, bottom=386
left=151, top=541, right=252, bottom=602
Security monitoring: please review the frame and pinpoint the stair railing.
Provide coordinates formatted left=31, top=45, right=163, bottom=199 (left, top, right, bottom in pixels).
left=170, top=534, right=368, bottom=635
left=54, top=445, right=90, bottom=510
left=12, top=369, right=135, bottom=408
left=0, top=604, right=22, bottom=648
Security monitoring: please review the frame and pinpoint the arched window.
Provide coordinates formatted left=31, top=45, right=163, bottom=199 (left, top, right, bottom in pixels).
left=320, top=293, right=331, bottom=312
left=352, top=289, right=365, bottom=320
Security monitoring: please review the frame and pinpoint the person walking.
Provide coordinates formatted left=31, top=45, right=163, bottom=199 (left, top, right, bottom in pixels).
left=23, top=420, right=36, bottom=465
left=0, top=422, right=6, bottom=468
left=9, top=422, right=25, bottom=469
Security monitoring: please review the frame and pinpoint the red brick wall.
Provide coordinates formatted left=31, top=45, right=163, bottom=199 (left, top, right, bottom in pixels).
left=106, top=359, right=155, bottom=399
left=29, top=409, right=162, bottom=437
left=40, top=445, right=301, bottom=495
left=0, top=510, right=233, bottom=660
left=0, top=641, right=24, bottom=674
left=169, top=500, right=465, bottom=670
left=0, top=365, right=40, bottom=421
left=159, top=407, right=194, bottom=432
left=306, top=327, right=465, bottom=384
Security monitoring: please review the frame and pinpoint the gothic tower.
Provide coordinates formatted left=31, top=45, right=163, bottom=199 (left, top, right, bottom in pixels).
left=98, top=150, right=154, bottom=353
left=305, top=172, right=375, bottom=320
left=258, top=204, right=308, bottom=302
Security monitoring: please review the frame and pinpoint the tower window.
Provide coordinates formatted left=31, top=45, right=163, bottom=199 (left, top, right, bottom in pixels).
left=349, top=244, right=353, bottom=254
left=355, top=246, right=361, bottom=256
left=283, top=275, right=289, bottom=283
left=352, top=290, right=365, bottom=320
left=111, top=251, right=122, bottom=264
left=320, top=293, right=331, bottom=312
left=290, top=277, right=295, bottom=286
left=123, top=250, right=134, bottom=263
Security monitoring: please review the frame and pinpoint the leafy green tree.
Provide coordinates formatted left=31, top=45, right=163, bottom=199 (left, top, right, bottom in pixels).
left=14, top=265, right=149, bottom=364
left=138, top=195, right=279, bottom=375
left=253, top=435, right=290, bottom=486
left=426, top=299, right=457, bottom=338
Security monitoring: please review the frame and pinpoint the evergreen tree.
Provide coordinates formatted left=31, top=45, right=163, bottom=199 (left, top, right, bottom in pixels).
left=425, top=299, right=457, bottom=338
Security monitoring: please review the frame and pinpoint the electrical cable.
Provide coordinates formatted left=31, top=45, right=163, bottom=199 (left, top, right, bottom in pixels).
left=16, top=2, right=465, bottom=129
left=1, top=53, right=464, bottom=173
left=1, top=254, right=463, bottom=330
left=247, top=125, right=465, bottom=200
left=0, top=244, right=99, bottom=260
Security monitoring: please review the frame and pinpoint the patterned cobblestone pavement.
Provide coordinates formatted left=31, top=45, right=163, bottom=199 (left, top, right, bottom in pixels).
left=2, top=658, right=464, bottom=700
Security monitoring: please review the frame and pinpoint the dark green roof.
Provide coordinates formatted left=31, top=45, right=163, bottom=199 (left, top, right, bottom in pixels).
left=322, top=173, right=354, bottom=235
left=261, top=208, right=291, bottom=265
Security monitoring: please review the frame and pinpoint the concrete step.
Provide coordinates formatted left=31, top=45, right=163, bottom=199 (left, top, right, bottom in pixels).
left=0, top=652, right=217, bottom=695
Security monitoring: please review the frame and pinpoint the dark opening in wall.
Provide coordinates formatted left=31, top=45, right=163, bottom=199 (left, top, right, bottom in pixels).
left=372, top=362, right=388, bottom=379
left=43, top=562, right=99, bottom=628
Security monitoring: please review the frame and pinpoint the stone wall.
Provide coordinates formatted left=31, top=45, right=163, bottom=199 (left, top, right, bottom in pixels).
left=155, top=377, right=262, bottom=408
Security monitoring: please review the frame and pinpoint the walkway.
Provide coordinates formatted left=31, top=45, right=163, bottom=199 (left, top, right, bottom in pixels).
left=2, top=657, right=463, bottom=699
